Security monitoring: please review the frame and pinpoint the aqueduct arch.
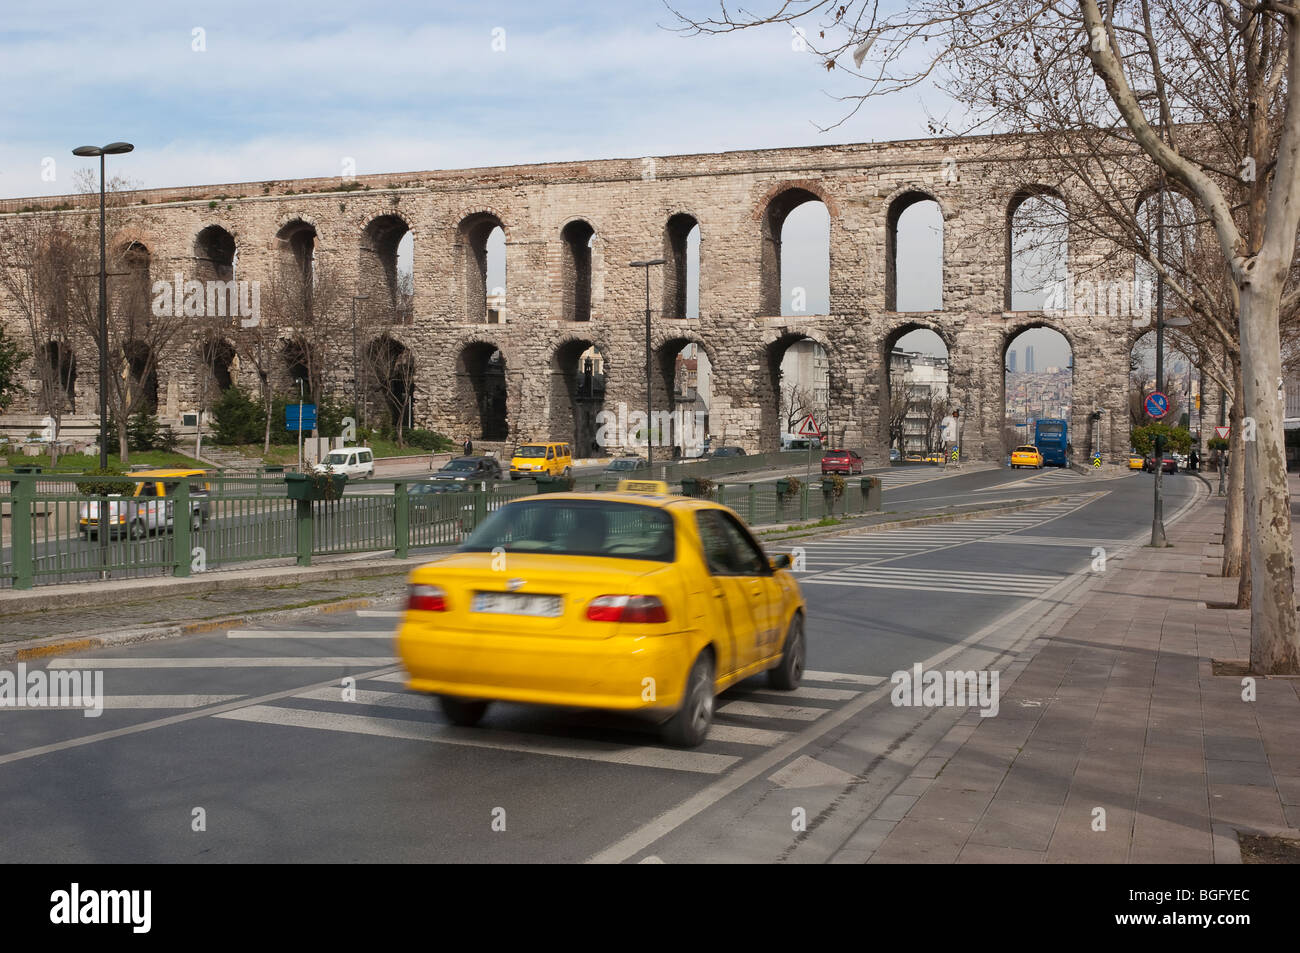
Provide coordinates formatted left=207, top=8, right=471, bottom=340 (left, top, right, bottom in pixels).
left=0, top=135, right=1144, bottom=462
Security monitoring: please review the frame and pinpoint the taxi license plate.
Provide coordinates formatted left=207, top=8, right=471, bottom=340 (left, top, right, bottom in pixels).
left=472, top=592, right=562, bottom=617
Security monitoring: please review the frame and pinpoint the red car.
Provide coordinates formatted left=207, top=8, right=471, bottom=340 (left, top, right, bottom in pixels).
left=821, top=449, right=864, bottom=475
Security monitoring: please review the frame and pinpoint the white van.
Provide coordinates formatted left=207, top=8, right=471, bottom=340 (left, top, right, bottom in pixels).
left=313, top=447, right=375, bottom=479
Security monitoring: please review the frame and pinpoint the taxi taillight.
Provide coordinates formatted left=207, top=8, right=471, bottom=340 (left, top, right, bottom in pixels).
left=586, top=595, right=668, bottom=623
left=408, top=584, right=447, bottom=612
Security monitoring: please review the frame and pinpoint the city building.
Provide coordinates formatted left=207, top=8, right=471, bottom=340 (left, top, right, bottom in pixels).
left=890, top=348, right=949, bottom=452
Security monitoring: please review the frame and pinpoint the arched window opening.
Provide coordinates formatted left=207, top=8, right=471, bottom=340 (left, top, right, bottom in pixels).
left=561, top=220, right=595, bottom=322
left=460, top=214, right=506, bottom=324
left=887, top=193, right=943, bottom=312
left=360, top=215, right=411, bottom=323
left=1004, top=327, right=1074, bottom=460
left=663, top=215, right=700, bottom=319
left=885, top=328, right=951, bottom=456
left=761, top=189, right=829, bottom=316
left=1006, top=191, right=1068, bottom=311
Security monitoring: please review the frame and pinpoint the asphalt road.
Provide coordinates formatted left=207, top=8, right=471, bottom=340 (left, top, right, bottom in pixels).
left=0, top=467, right=1204, bottom=862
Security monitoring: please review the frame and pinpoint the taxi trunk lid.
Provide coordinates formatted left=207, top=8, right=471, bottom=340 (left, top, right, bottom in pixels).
left=407, top=552, right=673, bottom=638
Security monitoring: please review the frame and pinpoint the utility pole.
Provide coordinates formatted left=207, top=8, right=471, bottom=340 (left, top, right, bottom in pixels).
left=629, top=259, right=665, bottom=468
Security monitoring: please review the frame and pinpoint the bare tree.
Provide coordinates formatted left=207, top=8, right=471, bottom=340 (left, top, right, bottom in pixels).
left=0, top=215, right=81, bottom=465
left=672, top=0, right=1300, bottom=673
left=887, top=366, right=909, bottom=451
left=365, top=333, right=417, bottom=445
left=781, top=380, right=816, bottom=433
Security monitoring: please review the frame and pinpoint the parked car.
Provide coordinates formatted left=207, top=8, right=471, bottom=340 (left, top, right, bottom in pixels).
left=709, top=446, right=747, bottom=457
left=604, top=456, right=648, bottom=475
left=313, top=447, right=375, bottom=480
left=433, top=456, right=501, bottom=482
left=820, top=448, right=864, bottom=475
left=1143, top=454, right=1178, bottom=474
left=78, top=469, right=211, bottom=539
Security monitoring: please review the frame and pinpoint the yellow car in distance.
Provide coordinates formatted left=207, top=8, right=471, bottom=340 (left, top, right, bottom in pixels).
left=923, top=452, right=944, bottom=464
left=1128, top=452, right=1145, bottom=470
left=396, top=481, right=807, bottom=747
left=509, top=441, right=573, bottom=480
left=1010, top=445, right=1044, bottom=469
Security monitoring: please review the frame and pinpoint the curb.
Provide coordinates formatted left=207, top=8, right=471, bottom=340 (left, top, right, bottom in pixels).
left=0, top=593, right=404, bottom=665
left=0, top=554, right=434, bottom=615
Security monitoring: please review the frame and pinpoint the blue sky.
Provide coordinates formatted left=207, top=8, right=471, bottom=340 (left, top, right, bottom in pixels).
left=0, top=0, right=1070, bottom=367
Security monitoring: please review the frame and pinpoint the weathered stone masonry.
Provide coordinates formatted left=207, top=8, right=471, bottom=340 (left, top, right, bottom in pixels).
left=0, top=134, right=1148, bottom=463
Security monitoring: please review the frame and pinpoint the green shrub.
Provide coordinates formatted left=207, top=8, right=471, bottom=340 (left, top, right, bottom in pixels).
left=127, top=411, right=177, bottom=452
left=1131, top=423, right=1192, bottom=456
left=212, top=386, right=267, bottom=445
left=75, top=466, right=126, bottom=497
left=405, top=428, right=452, bottom=452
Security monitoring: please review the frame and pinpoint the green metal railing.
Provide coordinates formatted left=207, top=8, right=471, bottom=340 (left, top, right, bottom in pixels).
left=0, top=473, right=883, bottom=589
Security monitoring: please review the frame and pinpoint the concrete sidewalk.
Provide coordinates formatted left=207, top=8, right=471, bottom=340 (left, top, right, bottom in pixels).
left=855, top=495, right=1300, bottom=863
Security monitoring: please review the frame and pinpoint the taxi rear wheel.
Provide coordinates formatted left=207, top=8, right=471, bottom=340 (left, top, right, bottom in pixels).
left=661, top=651, right=715, bottom=748
left=768, top=614, right=805, bottom=691
left=438, top=696, right=490, bottom=727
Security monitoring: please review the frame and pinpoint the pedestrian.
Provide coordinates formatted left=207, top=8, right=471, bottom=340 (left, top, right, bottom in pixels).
left=1190, top=448, right=1199, bottom=471
left=463, top=435, right=473, bottom=457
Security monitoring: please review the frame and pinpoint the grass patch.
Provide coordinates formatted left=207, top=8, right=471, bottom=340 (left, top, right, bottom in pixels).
left=0, top=449, right=208, bottom=473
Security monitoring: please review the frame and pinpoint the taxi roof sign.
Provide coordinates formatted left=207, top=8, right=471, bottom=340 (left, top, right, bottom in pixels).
left=617, top=479, right=670, bottom=494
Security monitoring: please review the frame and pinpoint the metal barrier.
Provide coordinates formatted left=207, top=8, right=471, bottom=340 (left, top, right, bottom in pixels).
left=0, top=470, right=882, bottom=589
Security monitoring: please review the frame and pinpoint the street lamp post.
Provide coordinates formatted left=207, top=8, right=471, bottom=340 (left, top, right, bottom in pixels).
left=1148, top=181, right=1191, bottom=547
left=629, top=260, right=666, bottom=469
left=71, top=142, right=133, bottom=471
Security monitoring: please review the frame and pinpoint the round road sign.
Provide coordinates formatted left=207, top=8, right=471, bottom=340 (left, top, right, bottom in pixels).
left=1145, top=391, right=1169, bottom=419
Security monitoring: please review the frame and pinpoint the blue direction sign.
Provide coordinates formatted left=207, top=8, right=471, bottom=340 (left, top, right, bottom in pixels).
left=286, top=403, right=317, bottom=431
left=1144, top=391, right=1169, bottom=419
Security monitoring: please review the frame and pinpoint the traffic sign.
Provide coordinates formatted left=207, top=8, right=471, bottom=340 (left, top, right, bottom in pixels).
left=1091, top=454, right=1102, bottom=468
left=1214, top=425, right=1230, bottom=440
left=1144, top=391, right=1169, bottom=419
left=950, top=447, right=959, bottom=461
left=286, top=403, right=317, bottom=431
left=795, top=414, right=821, bottom=438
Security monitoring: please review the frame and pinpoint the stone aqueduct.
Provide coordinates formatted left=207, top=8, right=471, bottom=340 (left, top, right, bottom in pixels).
left=0, top=134, right=1172, bottom=463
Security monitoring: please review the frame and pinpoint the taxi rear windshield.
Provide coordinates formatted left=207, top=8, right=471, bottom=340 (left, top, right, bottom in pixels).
left=463, top=500, right=675, bottom=562
left=514, top=446, right=547, bottom=458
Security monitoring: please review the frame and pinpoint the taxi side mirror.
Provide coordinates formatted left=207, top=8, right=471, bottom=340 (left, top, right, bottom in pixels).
left=770, top=553, right=792, bottom=570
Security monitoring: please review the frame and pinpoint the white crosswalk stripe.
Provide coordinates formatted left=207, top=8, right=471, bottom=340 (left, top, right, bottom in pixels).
left=196, top=668, right=883, bottom=775
left=801, top=564, right=1062, bottom=596
left=226, top=629, right=394, bottom=639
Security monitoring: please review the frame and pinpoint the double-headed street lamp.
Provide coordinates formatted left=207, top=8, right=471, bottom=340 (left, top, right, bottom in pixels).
left=71, top=142, right=134, bottom=472
left=629, top=259, right=665, bottom=467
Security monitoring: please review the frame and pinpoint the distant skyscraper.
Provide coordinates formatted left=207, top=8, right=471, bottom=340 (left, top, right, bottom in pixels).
left=1007, top=350, right=1017, bottom=373
left=1026, top=346, right=1035, bottom=373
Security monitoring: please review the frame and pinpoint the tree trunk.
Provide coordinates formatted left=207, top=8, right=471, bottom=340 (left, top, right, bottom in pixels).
left=118, top=418, right=129, bottom=464
left=1222, top=363, right=1245, bottom=580
left=1239, top=283, right=1299, bottom=674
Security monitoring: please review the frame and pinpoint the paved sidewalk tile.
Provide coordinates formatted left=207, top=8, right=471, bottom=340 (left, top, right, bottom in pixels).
left=861, top=495, right=1300, bottom=863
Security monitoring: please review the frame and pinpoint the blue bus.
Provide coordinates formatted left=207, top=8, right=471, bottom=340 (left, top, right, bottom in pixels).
left=1034, top=419, right=1069, bottom=467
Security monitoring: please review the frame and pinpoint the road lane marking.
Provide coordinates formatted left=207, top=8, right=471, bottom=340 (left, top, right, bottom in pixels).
left=0, top=664, right=402, bottom=767
left=214, top=705, right=739, bottom=775
left=0, top=694, right=243, bottom=710
left=357, top=610, right=402, bottom=618
left=739, top=685, right=861, bottom=701
left=716, top=700, right=827, bottom=721
left=802, top=671, right=885, bottom=685
left=44, top=657, right=398, bottom=668
left=295, top=686, right=428, bottom=710
left=708, top=724, right=792, bottom=746
left=225, top=630, right=395, bottom=639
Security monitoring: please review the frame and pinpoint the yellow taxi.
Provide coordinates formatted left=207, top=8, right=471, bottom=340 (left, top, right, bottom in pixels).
left=78, top=468, right=211, bottom=538
left=1010, top=445, right=1044, bottom=469
left=396, top=480, right=807, bottom=747
left=923, top=452, right=944, bottom=464
left=904, top=452, right=924, bottom=463
left=509, top=441, right=573, bottom=480
left=1128, top=451, right=1145, bottom=470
